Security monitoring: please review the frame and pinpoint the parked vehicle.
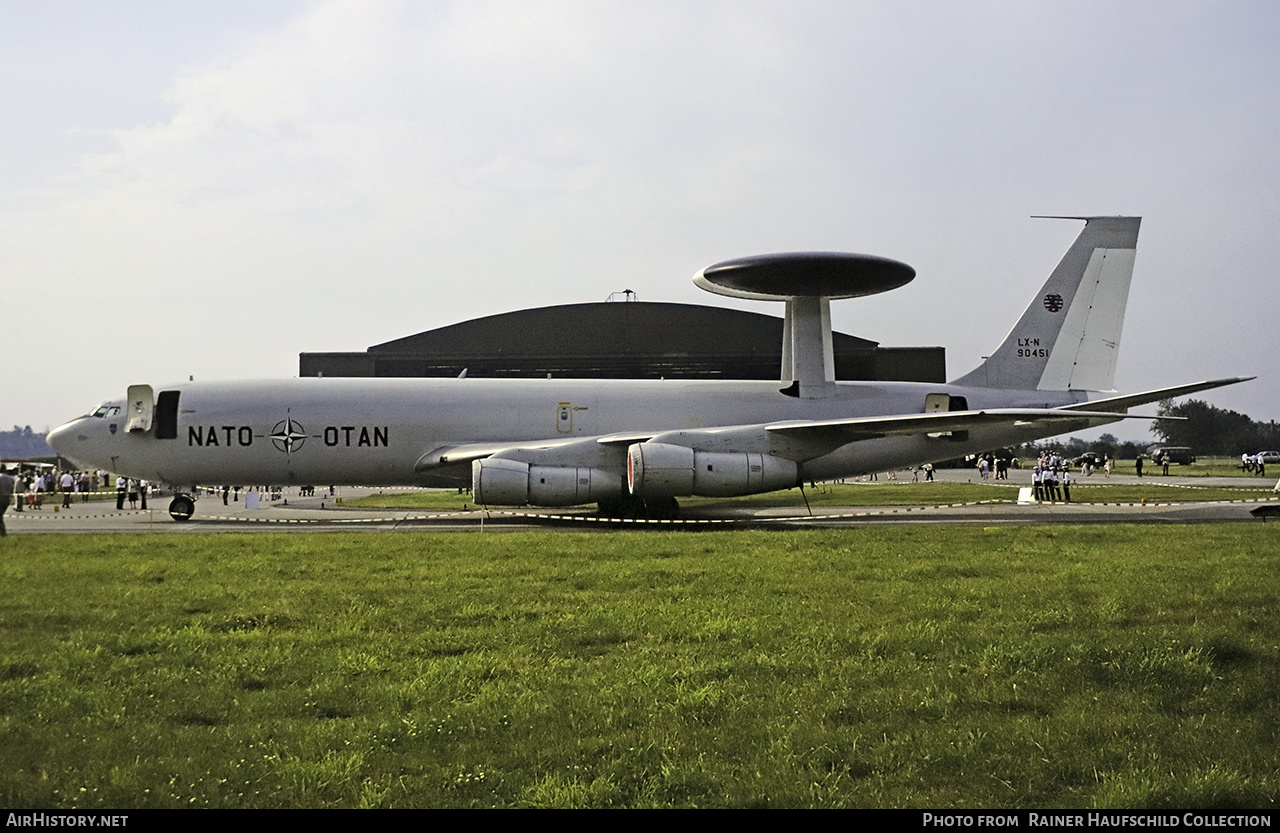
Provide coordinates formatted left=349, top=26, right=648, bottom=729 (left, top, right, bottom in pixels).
left=1146, top=446, right=1195, bottom=465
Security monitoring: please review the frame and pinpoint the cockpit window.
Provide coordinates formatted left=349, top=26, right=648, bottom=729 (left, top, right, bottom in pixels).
left=91, top=404, right=121, bottom=419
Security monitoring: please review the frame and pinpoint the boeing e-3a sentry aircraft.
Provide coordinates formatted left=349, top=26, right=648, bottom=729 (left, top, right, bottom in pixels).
left=48, top=216, right=1249, bottom=521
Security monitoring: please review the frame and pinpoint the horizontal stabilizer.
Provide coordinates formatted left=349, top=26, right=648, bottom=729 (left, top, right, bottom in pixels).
left=764, top=407, right=1166, bottom=445
left=1055, top=377, right=1254, bottom=414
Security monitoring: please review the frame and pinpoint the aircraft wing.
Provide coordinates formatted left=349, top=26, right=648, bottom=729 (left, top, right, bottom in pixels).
left=419, top=398, right=1196, bottom=477
left=417, top=380, right=1250, bottom=477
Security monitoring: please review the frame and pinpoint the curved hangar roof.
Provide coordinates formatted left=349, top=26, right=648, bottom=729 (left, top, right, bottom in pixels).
left=369, top=302, right=875, bottom=379
left=299, top=301, right=944, bottom=383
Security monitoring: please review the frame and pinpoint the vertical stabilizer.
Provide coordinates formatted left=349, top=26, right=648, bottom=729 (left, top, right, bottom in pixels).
left=951, top=216, right=1140, bottom=392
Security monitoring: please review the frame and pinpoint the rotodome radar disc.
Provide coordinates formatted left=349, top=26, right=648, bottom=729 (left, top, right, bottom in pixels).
left=694, top=252, right=916, bottom=300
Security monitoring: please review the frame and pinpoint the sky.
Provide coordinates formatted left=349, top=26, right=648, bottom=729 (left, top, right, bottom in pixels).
left=4, top=0, right=1277, bottom=439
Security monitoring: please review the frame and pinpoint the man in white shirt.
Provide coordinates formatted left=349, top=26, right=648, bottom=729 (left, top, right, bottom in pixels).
left=60, top=471, right=75, bottom=509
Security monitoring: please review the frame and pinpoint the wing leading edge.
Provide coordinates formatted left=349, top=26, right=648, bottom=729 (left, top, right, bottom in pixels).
left=414, top=432, right=657, bottom=474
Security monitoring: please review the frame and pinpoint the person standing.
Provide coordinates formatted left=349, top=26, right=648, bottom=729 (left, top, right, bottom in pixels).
left=1135, top=456, right=1143, bottom=478
left=60, top=471, right=75, bottom=508
left=116, top=476, right=127, bottom=510
left=0, top=467, right=15, bottom=536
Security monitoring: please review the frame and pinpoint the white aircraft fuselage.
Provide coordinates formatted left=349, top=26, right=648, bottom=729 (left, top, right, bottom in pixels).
left=49, top=377, right=1096, bottom=488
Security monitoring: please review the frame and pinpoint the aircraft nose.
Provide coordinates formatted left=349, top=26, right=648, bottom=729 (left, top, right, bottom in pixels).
left=47, top=420, right=77, bottom=454
left=46, top=418, right=95, bottom=467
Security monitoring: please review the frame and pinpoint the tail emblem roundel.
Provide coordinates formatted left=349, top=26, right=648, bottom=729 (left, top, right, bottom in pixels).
left=1043, top=293, right=1065, bottom=313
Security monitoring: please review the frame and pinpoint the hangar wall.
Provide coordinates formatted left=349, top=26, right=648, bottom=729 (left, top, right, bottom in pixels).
left=299, top=301, right=946, bottom=383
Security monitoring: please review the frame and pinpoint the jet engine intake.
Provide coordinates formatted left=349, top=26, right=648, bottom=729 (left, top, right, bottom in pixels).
left=627, top=442, right=798, bottom=499
left=472, top=458, right=623, bottom=506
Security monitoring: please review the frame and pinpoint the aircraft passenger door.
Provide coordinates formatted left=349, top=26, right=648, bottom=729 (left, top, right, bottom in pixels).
left=125, top=384, right=154, bottom=433
left=155, top=391, right=180, bottom=439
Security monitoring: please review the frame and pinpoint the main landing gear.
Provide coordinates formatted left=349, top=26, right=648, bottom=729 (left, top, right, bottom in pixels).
left=168, top=493, right=196, bottom=522
left=597, top=495, right=679, bottom=521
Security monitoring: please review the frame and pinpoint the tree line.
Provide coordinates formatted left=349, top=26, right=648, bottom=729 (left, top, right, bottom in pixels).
left=0, top=426, right=55, bottom=458
left=1152, top=399, right=1280, bottom=455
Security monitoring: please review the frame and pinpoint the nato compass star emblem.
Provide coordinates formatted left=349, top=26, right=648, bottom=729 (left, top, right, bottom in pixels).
left=270, top=416, right=309, bottom=456
left=1043, top=293, right=1065, bottom=313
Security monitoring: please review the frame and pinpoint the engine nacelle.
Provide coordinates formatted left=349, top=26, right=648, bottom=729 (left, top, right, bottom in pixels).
left=627, top=442, right=798, bottom=499
left=472, top=458, right=623, bottom=506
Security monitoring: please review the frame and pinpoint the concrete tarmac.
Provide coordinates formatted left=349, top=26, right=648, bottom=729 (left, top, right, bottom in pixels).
left=6, top=468, right=1276, bottom=533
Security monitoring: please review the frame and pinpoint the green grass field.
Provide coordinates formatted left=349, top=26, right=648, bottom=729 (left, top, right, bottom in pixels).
left=2, top=526, right=1277, bottom=809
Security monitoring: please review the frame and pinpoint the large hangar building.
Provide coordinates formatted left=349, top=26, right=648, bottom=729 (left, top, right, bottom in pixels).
left=299, top=301, right=946, bottom=383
